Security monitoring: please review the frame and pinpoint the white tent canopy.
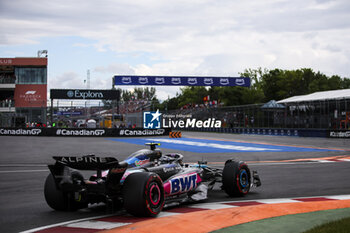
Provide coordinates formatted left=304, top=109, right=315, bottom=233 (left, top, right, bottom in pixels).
left=277, top=89, right=350, bottom=103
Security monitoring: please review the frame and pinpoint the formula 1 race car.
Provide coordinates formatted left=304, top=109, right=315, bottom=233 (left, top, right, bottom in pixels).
left=44, top=143, right=261, bottom=217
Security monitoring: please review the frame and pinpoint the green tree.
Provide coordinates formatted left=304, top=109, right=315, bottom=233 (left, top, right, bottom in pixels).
left=309, top=72, right=329, bottom=92
left=120, top=89, right=132, bottom=101
left=328, top=75, right=342, bottom=90
left=341, top=77, right=350, bottom=89
left=240, top=68, right=266, bottom=103
left=240, top=67, right=267, bottom=90
left=177, top=86, right=208, bottom=107
left=217, top=87, right=245, bottom=106
left=103, top=87, right=159, bottom=109
left=133, top=87, right=156, bottom=101
left=260, top=69, right=288, bottom=100
left=149, top=69, right=350, bottom=109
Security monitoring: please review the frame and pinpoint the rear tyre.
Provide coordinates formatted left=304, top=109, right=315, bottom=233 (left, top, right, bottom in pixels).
left=44, top=172, right=86, bottom=211
left=123, top=172, right=164, bottom=217
left=222, top=161, right=251, bottom=197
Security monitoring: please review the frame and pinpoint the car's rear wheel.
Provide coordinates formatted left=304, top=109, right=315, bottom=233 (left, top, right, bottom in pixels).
left=123, top=172, right=164, bottom=217
left=44, top=172, right=86, bottom=211
left=222, top=160, right=251, bottom=197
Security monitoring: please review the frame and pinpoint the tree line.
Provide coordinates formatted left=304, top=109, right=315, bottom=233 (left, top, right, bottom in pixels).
left=161, top=68, right=350, bottom=110
left=108, top=68, right=350, bottom=110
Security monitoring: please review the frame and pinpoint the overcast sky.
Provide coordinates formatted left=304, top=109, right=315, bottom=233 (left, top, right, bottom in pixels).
left=1, top=0, right=349, bottom=101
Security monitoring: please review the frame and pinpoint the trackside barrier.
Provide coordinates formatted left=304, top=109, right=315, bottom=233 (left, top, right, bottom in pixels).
left=1, top=127, right=348, bottom=138
left=176, top=127, right=350, bottom=138
left=328, top=130, right=350, bottom=138
left=169, top=131, right=182, bottom=138
left=0, top=128, right=171, bottom=137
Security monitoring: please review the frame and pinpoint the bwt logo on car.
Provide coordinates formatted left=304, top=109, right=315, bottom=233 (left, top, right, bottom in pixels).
left=143, top=109, right=162, bottom=129
left=164, top=173, right=199, bottom=195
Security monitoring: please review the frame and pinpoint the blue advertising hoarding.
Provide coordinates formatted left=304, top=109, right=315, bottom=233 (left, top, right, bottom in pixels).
left=114, top=75, right=251, bottom=87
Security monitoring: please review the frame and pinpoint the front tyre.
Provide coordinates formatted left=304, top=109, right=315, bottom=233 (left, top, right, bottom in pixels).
left=222, top=161, right=251, bottom=197
left=123, top=172, right=164, bottom=217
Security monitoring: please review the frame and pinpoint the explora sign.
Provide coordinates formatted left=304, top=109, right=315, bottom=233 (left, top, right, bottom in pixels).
left=67, top=90, right=103, bottom=99
left=50, top=89, right=120, bottom=100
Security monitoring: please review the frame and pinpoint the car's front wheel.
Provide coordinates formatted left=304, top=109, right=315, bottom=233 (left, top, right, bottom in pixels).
left=222, top=160, right=251, bottom=197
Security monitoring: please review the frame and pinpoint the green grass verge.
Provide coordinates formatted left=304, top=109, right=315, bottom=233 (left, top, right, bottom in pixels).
left=302, top=216, right=350, bottom=233
left=212, top=208, right=350, bottom=233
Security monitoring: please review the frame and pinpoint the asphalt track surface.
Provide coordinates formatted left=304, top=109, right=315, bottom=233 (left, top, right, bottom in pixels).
left=0, top=132, right=349, bottom=233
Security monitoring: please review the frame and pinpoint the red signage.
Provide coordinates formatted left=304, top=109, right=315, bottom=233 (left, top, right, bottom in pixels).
left=14, top=84, right=47, bottom=107
left=0, top=58, right=47, bottom=66
left=0, top=58, right=14, bottom=65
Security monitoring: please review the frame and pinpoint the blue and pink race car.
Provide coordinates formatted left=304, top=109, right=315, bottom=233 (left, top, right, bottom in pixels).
left=44, top=143, right=261, bottom=217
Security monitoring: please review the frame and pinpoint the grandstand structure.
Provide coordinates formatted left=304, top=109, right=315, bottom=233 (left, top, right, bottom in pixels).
left=0, top=56, right=47, bottom=127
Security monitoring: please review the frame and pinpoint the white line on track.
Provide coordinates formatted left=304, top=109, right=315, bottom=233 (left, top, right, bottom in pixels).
left=317, top=160, right=336, bottom=163
left=0, top=169, right=49, bottom=173
left=20, top=214, right=117, bottom=233
left=187, top=203, right=235, bottom=210
left=248, top=161, right=328, bottom=166
left=66, top=221, right=129, bottom=229
left=0, top=164, right=47, bottom=167
left=146, top=138, right=280, bottom=151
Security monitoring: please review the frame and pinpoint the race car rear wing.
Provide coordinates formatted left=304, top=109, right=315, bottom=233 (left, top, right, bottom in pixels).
left=52, top=155, right=123, bottom=170
left=48, top=155, right=128, bottom=192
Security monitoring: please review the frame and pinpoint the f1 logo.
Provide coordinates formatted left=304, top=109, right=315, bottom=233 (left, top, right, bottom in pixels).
left=143, top=109, right=162, bottom=129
